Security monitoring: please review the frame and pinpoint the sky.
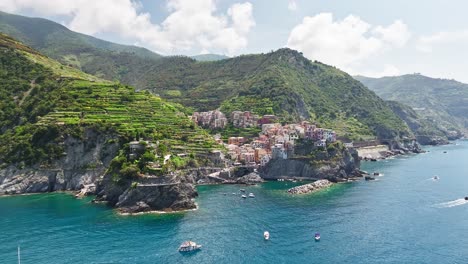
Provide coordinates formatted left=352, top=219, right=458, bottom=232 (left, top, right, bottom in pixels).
left=1, top=0, right=468, bottom=82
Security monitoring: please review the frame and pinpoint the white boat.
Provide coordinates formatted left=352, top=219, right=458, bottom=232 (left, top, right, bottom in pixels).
left=314, top=233, right=320, bottom=241
left=241, top=195, right=247, bottom=198
left=240, top=189, right=246, bottom=192
left=264, top=231, right=270, bottom=240
left=18, top=245, right=21, bottom=264
left=179, top=241, right=202, bottom=252
left=248, top=193, right=255, bottom=198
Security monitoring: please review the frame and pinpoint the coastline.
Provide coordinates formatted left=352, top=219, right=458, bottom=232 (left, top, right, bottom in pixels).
left=116, top=204, right=199, bottom=216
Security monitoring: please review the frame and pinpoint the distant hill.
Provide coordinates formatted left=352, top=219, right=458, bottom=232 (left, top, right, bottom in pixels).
left=0, top=11, right=162, bottom=80
left=191, top=54, right=229, bottom=61
left=356, top=74, right=467, bottom=139
left=386, top=101, right=449, bottom=145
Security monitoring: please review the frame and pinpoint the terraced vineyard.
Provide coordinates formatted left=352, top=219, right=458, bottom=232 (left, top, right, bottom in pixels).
left=36, top=80, right=217, bottom=155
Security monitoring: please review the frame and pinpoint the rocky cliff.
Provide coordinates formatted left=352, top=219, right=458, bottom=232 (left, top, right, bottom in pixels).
left=0, top=128, right=203, bottom=214
left=95, top=174, right=198, bottom=214
left=260, top=142, right=360, bottom=181
left=0, top=128, right=119, bottom=194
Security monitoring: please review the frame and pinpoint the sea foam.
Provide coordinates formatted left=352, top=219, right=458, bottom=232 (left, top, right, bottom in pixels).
left=435, top=199, right=468, bottom=208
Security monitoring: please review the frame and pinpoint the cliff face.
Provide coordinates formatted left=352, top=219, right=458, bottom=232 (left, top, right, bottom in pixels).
left=0, top=129, right=119, bottom=194
left=95, top=174, right=198, bottom=214
left=0, top=128, right=200, bottom=214
left=260, top=146, right=360, bottom=181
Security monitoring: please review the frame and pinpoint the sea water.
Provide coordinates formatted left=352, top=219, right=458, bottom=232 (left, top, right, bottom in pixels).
left=1, top=141, right=468, bottom=263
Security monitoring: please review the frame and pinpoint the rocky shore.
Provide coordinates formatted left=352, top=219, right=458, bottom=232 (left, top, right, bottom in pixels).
left=357, top=140, right=424, bottom=161
left=287, top=179, right=333, bottom=194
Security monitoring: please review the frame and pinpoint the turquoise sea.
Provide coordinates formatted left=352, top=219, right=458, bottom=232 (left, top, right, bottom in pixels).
left=1, top=141, right=468, bottom=263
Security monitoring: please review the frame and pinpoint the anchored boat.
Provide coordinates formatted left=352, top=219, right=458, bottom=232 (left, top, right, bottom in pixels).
left=264, top=231, right=270, bottom=240
left=178, top=241, right=202, bottom=252
left=314, top=233, right=321, bottom=241
left=248, top=193, right=255, bottom=198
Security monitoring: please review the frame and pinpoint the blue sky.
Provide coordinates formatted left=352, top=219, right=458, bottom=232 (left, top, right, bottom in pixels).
left=2, top=0, right=468, bottom=82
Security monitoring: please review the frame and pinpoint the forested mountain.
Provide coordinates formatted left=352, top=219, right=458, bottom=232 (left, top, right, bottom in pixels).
left=356, top=74, right=468, bottom=139
left=0, top=11, right=413, bottom=142
left=0, top=11, right=162, bottom=81
left=128, top=48, right=413, bottom=141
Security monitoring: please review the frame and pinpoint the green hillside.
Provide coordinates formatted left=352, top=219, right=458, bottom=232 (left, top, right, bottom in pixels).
left=0, top=11, right=413, bottom=141
left=126, top=49, right=412, bottom=141
left=0, top=11, right=161, bottom=81
left=356, top=74, right=468, bottom=139
left=0, top=33, right=215, bottom=167
left=386, top=101, right=449, bottom=144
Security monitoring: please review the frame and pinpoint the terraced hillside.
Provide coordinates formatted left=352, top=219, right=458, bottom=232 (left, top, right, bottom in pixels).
left=0, top=33, right=216, bottom=167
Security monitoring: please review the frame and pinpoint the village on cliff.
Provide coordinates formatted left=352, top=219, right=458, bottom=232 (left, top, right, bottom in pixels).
left=191, top=110, right=353, bottom=168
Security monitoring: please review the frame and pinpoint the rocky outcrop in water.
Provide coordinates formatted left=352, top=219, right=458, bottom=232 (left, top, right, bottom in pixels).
left=235, top=172, right=264, bottom=184
left=94, top=174, right=198, bottom=214
left=287, top=179, right=333, bottom=194
left=386, top=139, right=424, bottom=154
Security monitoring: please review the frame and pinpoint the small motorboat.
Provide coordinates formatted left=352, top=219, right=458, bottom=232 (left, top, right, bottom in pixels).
left=365, top=176, right=375, bottom=181
left=248, top=193, right=255, bottom=198
left=314, top=233, right=320, bottom=241
left=373, top=172, right=380, bottom=176
left=264, top=231, right=270, bottom=240
left=465, top=197, right=468, bottom=201
left=241, top=195, right=247, bottom=199
left=443, top=151, right=447, bottom=153
left=240, top=189, right=246, bottom=192
left=178, top=241, right=202, bottom=252
left=433, top=176, right=439, bottom=180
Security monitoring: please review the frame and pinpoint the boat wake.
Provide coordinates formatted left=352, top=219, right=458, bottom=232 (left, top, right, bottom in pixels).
left=435, top=199, right=468, bottom=208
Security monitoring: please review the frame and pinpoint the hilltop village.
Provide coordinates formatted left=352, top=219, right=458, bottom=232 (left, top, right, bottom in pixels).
left=191, top=110, right=348, bottom=168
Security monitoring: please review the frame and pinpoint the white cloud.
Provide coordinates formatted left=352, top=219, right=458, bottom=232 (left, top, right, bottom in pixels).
left=417, top=30, right=468, bottom=53
left=0, top=0, right=255, bottom=55
left=373, top=20, right=411, bottom=47
left=287, top=13, right=411, bottom=72
left=288, top=0, right=297, bottom=11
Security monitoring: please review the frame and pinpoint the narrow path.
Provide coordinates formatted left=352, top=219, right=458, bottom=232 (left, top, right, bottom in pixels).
left=19, top=79, right=36, bottom=106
